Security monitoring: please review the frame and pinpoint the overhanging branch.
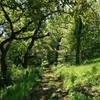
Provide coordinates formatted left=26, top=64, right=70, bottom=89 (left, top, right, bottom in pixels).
left=15, top=33, right=49, bottom=40
left=0, top=2, right=14, bottom=33
left=14, top=21, right=33, bottom=35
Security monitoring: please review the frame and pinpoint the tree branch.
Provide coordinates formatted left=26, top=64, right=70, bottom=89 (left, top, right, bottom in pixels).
left=14, top=20, right=33, bottom=35
left=0, top=2, right=14, bottom=33
left=15, top=33, right=49, bottom=40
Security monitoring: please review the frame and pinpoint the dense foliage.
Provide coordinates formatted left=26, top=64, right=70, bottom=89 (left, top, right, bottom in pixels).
left=0, top=0, right=100, bottom=99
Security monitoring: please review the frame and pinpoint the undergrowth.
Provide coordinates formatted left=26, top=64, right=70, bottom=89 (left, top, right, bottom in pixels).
left=53, top=58, right=100, bottom=100
left=0, top=65, right=42, bottom=100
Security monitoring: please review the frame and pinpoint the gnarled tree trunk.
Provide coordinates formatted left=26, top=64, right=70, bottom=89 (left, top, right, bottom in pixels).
left=0, top=43, right=12, bottom=86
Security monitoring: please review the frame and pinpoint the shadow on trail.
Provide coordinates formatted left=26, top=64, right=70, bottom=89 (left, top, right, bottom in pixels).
left=25, top=68, right=68, bottom=100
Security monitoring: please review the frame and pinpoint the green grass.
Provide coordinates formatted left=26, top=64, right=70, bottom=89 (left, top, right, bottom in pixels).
left=0, top=58, right=100, bottom=100
left=53, top=58, right=100, bottom=100
left=0, top=65, right=42, bottom=100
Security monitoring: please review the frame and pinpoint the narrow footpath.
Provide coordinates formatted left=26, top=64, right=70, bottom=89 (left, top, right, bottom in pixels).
left=25, top=67, right=69, bottom=100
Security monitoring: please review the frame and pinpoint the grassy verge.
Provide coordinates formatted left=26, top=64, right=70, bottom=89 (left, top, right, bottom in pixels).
left=53, top=58, right=100, bottom=100
left=0, top=65, right=42, bottom=100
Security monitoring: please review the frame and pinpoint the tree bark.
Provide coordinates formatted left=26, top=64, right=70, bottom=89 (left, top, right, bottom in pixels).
left=75, top=17, right=82, bottom=65
left=0, top=43, right=11, bottom=85
left=22, top=21, right=42, bottom=68
left=54, top=38, right=61, bottom=65
left=76, top=31, right=81, bottom=65
left=0, top=47, right=7, bottom=80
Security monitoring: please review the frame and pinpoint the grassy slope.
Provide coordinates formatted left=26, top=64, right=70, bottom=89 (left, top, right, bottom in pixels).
left=53, top=58, right=100, bottom=100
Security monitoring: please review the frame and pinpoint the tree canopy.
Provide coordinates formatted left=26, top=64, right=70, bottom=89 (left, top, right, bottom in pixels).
left=0, top=0, right=100, bottom=99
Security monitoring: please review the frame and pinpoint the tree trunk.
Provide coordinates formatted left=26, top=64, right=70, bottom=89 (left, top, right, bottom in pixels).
left=75, top=17, right=82, bottom=65
left=0, top=44, right=12, bottom=86
left=0, top=40, right=13, bottom=87
left=76, top=32, right=81, bottom=65
left=1, top=48, right=8, bottom=80
left=23, top=40, right=35, bottom=68
left=22, top=21, right=42, bottom=68
left=55, top=39, right=61, bottom=65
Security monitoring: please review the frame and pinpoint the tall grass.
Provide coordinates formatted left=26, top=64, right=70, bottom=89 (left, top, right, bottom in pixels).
left=53, top=58, right=100, bottom=100
left=0, top=65, right=42, bottom=100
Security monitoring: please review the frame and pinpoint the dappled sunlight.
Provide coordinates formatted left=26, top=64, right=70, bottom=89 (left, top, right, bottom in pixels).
left=0, top=0, right=100, bottom=99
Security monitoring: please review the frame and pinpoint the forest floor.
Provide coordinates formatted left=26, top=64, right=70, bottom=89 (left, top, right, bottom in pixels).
left=25, top=67, right=69, bottom=100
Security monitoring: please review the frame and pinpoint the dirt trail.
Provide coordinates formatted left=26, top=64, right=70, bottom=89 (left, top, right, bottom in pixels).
left=25, top=67, right=68, bottom=100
